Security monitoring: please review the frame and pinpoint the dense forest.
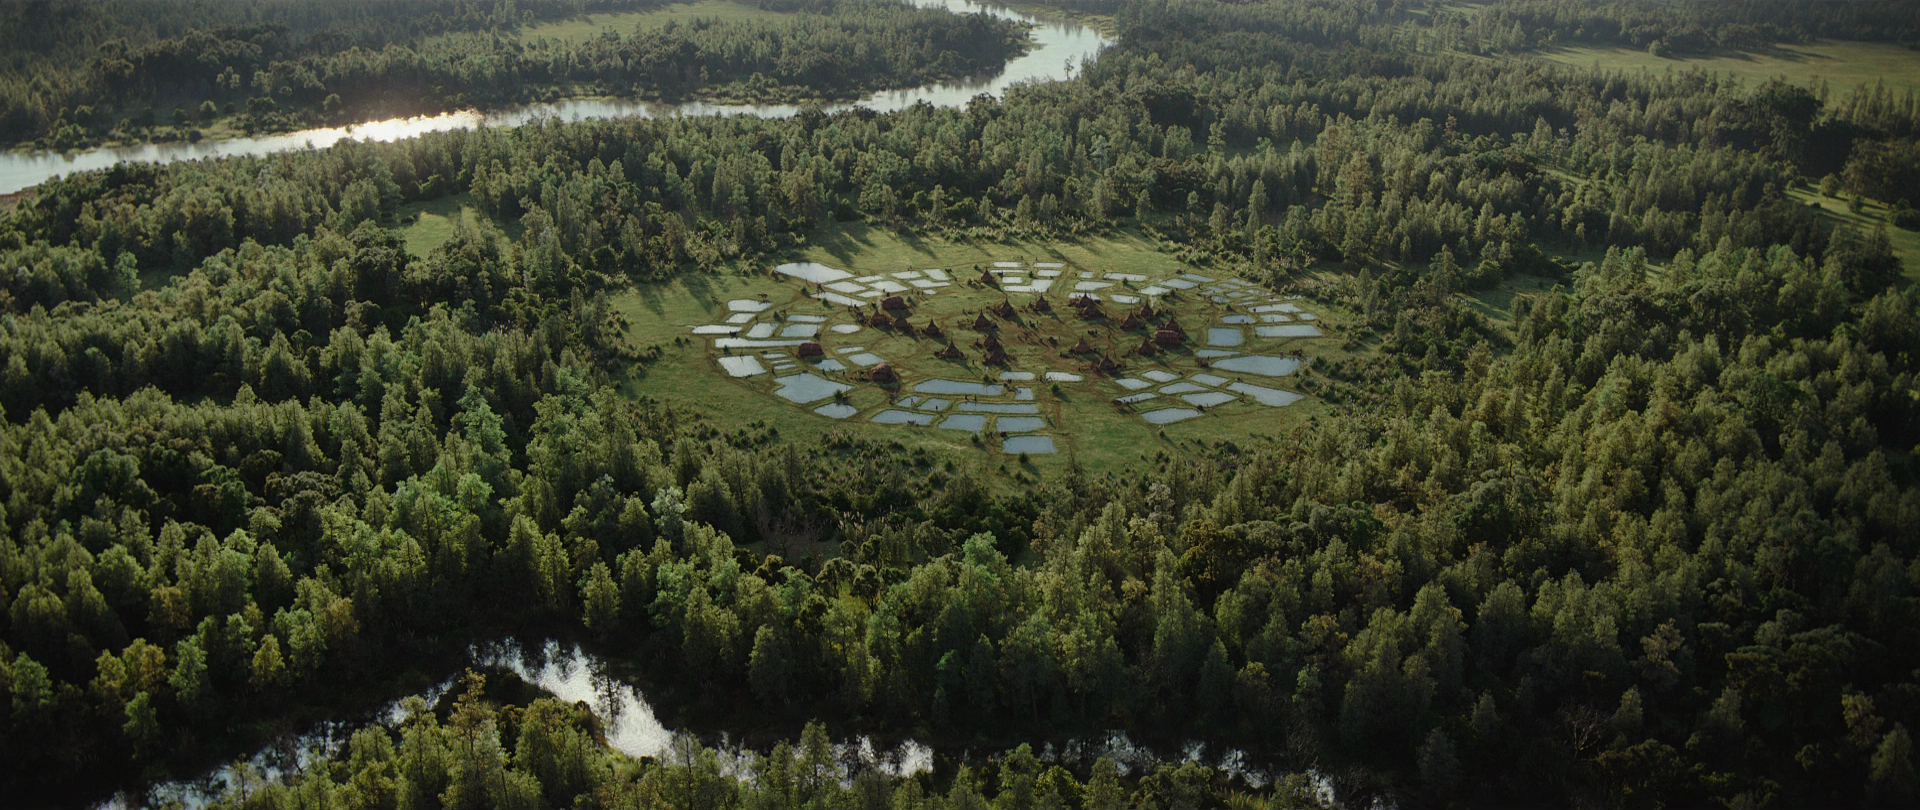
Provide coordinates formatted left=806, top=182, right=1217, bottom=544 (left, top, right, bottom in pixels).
left=5, top=0, right=1920, bottom=807
left=0, top=0, right=1027, bottom=149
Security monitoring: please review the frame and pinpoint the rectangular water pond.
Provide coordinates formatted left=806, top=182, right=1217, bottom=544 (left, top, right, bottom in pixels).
left=827, top=281, right=867, bottom=294
left=1160, top=382, right=1206, bottom=395
left=1207, top=328, right=1245, bottom=347
left=1255, top=325, right=1323, bottom=338
left=714, top=338, right=808, bottom=349
left=1116, top=392, right=1159, bottom=404
left=1251, top=303, right=1304, bottom=314
left=813, top=403, right=859, bottom=419
left=1003, top=435, right=1058, bottom=454
left=1221, top=314, right=1255, bottom=324
left=1074, top=281, right=1114, bottom=291
left=812, top=292, right=866, bottom=307
left=1192, top=373, right=1228, bottom=387
left=779, top=324, right=821, bottom=338
left=1116, top=378, right=1153, bottom=390
left=1209, top=355, right=1304, bottom=376
left=1045, top=372, right=1084, bottom=382
left=1195, top=350, right=1240, bottom=359
left=776, top=262, right=852, bottom=283
left=872, top=409, right=938, bottom=425
left=831, top=324, right=862, bottom=334
left=1138, top=285, right=1172, bottom=296
left=914, top=379, right=1005, bottom=396
left=920, top=398, right=952, bottom=411
left=773, top=373, right=853, bottom=404
left=999, top=371, right=1037, bottom=381
left=1227, top=382, right=1306, bottom=407
left=716, top=356, right=767, bottom=377
left=1033, top=262, right=1065, bottom=268
left=938, top=414, right=989, bottom=432
left=746, top=324, right=776, bottom=339
left=1161, top=278, right=1198, bottom=289
left=847, top=353, right=887, bottom=366
left=813, top=359, right=848, bottom=372
left=692, top=325, right=741, bottom=335
left=1142, top=370, right=1180, bottom=383
left=996, top=416, right=1047, bottom=432
left=1180, top=273, right=1216, bottom=282
left=727, top=313, right=757, bottom=324
left=1141, top=408, right=1204, bottom=424
left=959, top=402, right=1041, bottom=414
left=787, top=314, right=827, bottom=323
left=729, top=298, right=775, bottom=312
left=1181, top=391, right=1238, bottom=408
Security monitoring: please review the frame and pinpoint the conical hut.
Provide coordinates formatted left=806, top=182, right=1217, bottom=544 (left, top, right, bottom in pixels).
left=1154, top=328, right=1184, bottom=346
left=992, top=300, right=1017, bottom=319
left=881, top=295, right=909, bottom=311
left=1032, top=297, right=1053, bottom=313
left=869, top=363, right=900, bottom=383
left=977, top=268, right=999, bottom=287
left=1135, top=339, right=1161, bottom=356
left=922, top=320, right=945, bottom=338
left=1078, top=301, right=1105, bottom=320
left=1069, top=335, right=1095, bottom=354
left=1120, top=313, right=1145, bottom=330
left=1162, top=315, right=1185, bottom=334
left=1098, top=355, right=1121, bottom=373
left=891, top=314, right=915, bottom=334
left=972, top=313, right=995, bottom=331
left=1137, top=300, right=1157, bottom=319
left=797, top=341, right=825, bottom=358
left=984, top=344, right=1010, bottom=365
left=935, top=342, right=966, bottom=360
left=868, top=311, right=893, bottom=328
left=982, top=332, right=1005, bottom=352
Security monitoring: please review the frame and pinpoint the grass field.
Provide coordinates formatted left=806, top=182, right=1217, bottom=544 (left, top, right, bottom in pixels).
left=1538, top=39, right=1920, bottom=95
left=1788, top=187, right=1920, bottom=280
left=396, top=193, right=522, bottom=257
left=612, top=227, right=1350, bottom=479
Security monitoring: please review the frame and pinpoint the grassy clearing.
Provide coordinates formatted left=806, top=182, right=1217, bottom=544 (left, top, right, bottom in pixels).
left=1788, top=187, right=1920, bottom=281
left=613, top=226, right=1352, bottom=478
left=1537, top=39, right=1920, bottom=95
left=397, top=193, right=521, bottom=257
left=509, top=0, right=795, bottom=43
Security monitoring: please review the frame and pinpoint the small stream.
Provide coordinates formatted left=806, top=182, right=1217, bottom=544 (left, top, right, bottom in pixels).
left=0, top=0, right=1109, bottom=195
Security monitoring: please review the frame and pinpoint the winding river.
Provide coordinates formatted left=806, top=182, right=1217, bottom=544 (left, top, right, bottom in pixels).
left=0, top=0, right=1109, bottom=196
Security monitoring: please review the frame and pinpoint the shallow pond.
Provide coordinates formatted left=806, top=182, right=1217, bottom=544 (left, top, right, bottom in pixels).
left=1227, top=382, right=1305, bottom=407
left=1141, top=408, right=1204, bottom=424
left=1209, top=356, right=1303, bottom=377
left=716, top=356, right=767, bottom=377
left=813, top=403, right=859, bottom=419
left=774, top=262, right=852, bottom=283
left=959, top=402, right=1040, bottom=414
left=872, top=409, right=938, bottom=425
left=939, top=414, right=989, bottom=431
left=1181, top=392, right=1238, bottom=408
left=1255, top=325, right=1323, bottom=338
left=773, top=373, right=852, bottom=404
left=914, top=379, right=1004, bottom=396
left=1003, top=435, right=1058, bottom=454
left=996, top=416, right=1047, bottom=432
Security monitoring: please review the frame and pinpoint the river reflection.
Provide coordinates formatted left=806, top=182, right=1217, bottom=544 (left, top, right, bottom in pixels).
left=0, top=0, right=1108, bottom=195
left=101, top=638, right=1308, bottom=809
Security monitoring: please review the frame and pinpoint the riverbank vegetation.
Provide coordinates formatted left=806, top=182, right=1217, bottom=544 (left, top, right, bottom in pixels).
left=0, top=0, right=1026, bottom=150
left=5, top=0, right=1920, bottom=807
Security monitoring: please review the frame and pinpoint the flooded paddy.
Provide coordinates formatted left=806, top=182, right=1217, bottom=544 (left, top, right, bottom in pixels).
left=1209, top=356, right=1304, bottom=376
left=1003, top=435, right=1058, bottom=454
